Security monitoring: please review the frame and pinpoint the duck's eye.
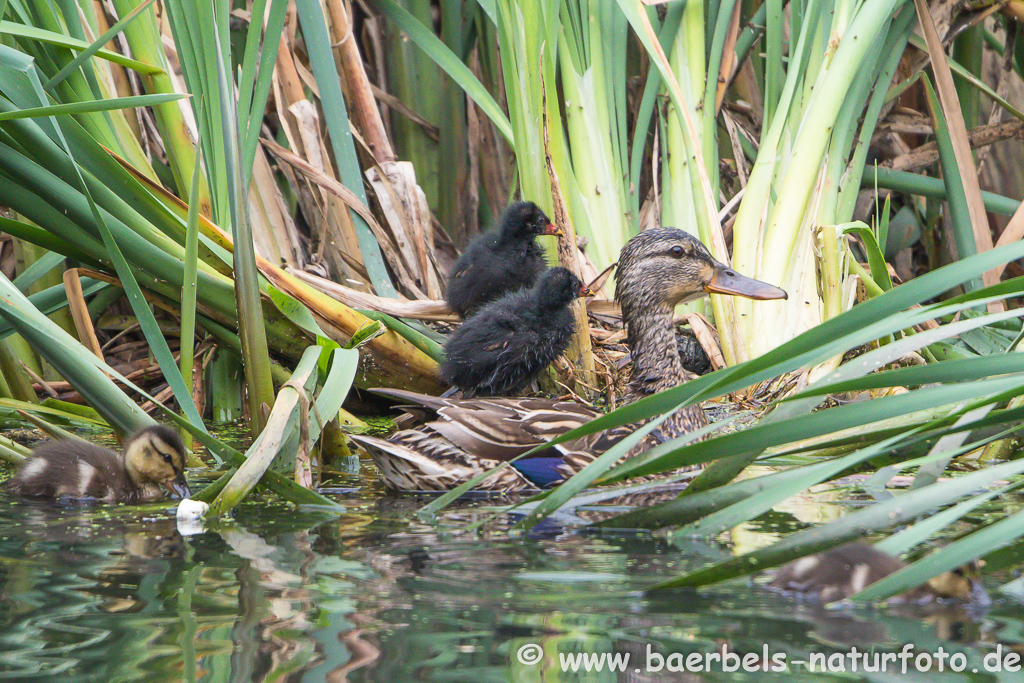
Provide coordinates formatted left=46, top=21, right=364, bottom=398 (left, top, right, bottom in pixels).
left=669, top=245, right=685, bottom=258
left=162, top=452, right=173, bottom=463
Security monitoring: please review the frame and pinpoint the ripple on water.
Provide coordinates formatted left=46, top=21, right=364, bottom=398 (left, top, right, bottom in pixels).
left=0, top=484, right=1020, bottom=682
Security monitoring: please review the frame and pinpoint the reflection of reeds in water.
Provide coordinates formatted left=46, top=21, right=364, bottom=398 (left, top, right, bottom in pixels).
left=0, top=508, right=189, bottom=681
left=0, top=502, right=391, bottom=683
left=217, top=522, right=393, bottom=682
left=1, top=497, right=1010, bottom=682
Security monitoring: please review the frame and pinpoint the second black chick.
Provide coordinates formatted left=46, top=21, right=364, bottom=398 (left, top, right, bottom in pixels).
left=440, top=267, right=589, bottom=396
left=445, top=201, right=561, bottom=318
left=676, top=327, right=712, bottom=375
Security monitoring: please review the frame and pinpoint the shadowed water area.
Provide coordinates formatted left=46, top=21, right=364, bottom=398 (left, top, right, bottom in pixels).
left=1, top=461, right=1023, bottom=683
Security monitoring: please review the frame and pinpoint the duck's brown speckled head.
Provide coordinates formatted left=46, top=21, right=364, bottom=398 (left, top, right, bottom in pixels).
left=614, top=227, right=789, bottom=404
left=615, top=227, right=787, bottom=313
left=124, top=425, right=190, bottom=498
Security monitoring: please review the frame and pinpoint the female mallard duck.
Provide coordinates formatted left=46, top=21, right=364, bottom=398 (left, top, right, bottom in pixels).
left=10, top=425, right=190, bottom=504
left=445, top=201, right=561, bottom=318
left=352, top=227, right=786, bottom=491
left=768, top=543, right=989, bottom=604
left=440, top=267, right=591, bottom=397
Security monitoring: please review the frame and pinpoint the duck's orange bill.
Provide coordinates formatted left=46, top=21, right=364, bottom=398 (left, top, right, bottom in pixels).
left=705, top=266, right=788, bottom=300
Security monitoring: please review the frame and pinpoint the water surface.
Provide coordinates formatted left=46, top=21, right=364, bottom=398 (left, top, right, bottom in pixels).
left=1, top=466, right=1022, bottom=682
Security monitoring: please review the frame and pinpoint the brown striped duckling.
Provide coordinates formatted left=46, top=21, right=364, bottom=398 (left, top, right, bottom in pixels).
left=10, top=425, right=189, bottom=504
left=768, top=543, right=988, bottom=604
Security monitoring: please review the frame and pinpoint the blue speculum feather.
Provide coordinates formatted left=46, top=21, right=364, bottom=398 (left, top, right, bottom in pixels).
left=511, top=457, right=566, bottom=488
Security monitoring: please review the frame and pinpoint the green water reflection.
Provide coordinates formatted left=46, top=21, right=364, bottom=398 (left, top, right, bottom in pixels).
left=0, top=483, right=1022, bottom=682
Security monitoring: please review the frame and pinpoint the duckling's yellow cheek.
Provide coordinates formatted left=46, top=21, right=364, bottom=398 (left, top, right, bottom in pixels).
left=136, top=456, right=173, bottom=483
left=928, top=573, right=971, bottom=599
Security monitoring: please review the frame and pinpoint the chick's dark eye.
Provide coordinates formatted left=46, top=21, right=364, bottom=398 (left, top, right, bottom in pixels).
left=669, top=245, right=685, bottom=258
left=162, top=452, right=173, bottom=463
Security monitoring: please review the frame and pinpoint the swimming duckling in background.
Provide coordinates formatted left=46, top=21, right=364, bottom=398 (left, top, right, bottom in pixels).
left=445, top=201, right=562, bottom=318
left=767, top=543, right=989, bottom=604
left=440, top=267, right=591, bottom=397
left=10, top=425, right=190, bottom=504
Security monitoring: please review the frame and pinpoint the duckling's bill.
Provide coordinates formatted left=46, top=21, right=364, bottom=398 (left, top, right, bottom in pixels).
left=165, top=473, right=191, bottom=499
left=705, top=265, right=788, bottom=300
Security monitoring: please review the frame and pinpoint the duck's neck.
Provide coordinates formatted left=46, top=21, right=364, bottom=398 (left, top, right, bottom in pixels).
left=626, top=303, right=684, bottom=394
left=623, top=301, right=707, bottom=434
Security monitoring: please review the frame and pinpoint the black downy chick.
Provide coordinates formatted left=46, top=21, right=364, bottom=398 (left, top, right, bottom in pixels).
left=440, top=267, right=590, bottom=396
left=445, top=201, right=561, bottom=318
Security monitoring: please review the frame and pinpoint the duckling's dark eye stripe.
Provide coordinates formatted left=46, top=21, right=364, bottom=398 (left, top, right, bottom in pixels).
left=156, top=448, right=180, bottom=471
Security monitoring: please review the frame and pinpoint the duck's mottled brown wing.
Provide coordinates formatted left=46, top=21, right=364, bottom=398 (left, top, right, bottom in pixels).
left=372, top=390, right=602, bottom=462
left=349, top=432, right=537, bottom=492
left=360, top=390, right=652, bottom=491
